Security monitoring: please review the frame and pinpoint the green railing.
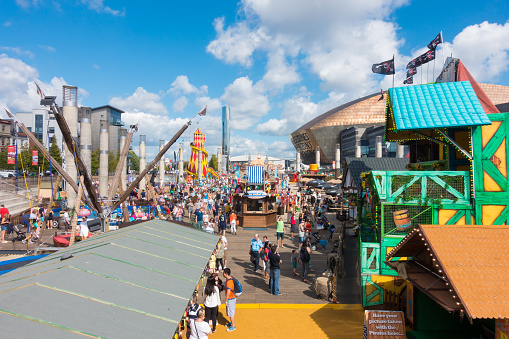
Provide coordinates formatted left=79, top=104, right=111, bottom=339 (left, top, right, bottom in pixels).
left=370, top=170, right=470, bottom=205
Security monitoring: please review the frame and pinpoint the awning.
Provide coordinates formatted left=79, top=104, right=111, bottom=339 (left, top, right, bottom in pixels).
left=0, top=219, right=219, bottom=338
left=386, top=224, right=509, bottom=322
left=248, top=166, right=264, bottom=184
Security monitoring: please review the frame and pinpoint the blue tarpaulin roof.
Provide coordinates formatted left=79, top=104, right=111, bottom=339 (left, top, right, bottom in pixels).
left=388, top=81, right=491, bottom=130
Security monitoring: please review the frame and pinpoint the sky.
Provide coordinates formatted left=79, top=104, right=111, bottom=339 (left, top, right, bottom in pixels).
left=1, top=0, right=509, bottom=162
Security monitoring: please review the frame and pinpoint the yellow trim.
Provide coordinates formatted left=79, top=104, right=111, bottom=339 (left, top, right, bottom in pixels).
left=217, top=304, right=363, bottom=310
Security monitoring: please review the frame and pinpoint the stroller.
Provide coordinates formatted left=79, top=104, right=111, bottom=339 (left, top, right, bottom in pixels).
left=309, top=231, right=327, bottom=251
left=10, top=224, right=27, bottom=243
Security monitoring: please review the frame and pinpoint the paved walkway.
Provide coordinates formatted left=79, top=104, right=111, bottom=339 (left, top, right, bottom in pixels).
left=213, top=303, right=365, bottom=338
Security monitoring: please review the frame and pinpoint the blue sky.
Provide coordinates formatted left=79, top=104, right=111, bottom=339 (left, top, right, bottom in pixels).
left=1, top=0, right=509, bottom=162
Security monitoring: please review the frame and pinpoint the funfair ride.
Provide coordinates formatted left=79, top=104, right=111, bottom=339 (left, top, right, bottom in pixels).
left=186, top=128, right=218, bottom=180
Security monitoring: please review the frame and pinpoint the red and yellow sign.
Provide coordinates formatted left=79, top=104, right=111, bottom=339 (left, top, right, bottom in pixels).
left=32, top=150, right=38, bottom=166
left=7, top=145, right=15, bottom=164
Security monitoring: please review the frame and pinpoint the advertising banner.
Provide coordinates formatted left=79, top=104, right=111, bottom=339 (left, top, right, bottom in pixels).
left=7, top=145, right=15, bottom=165
left=32, top=150, right=39, bottom=166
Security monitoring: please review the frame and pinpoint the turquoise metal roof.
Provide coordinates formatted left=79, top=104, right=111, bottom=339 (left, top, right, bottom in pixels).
left=388, top=81, right=491, bottom=130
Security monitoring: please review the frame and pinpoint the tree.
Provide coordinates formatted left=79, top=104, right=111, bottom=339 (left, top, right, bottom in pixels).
left=128, top=150, right=139, bottom=172
left=91, top=149, right=100, bottom=175
left=49, top=136, right=63, bottom=166
left=208, top=154, right=218, bottom=171
left=0, top=149, right=14, bottom=170
left=108, top=151, right=118, bottom=173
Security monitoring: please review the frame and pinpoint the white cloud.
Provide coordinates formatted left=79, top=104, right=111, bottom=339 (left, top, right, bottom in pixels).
left=0, top=46, right=34, bottom=58
left=259, top=50, right=300, bottom=91
left=172, top=96, right=188, bottom=113
left=168, top=75, right=206, bottom=96
left=220, top=76, right=270, bottom=129
left=195, top=96, right=222, bottom=113
left=92, top=64, right=100, bottom=69
left=109, top=87, right=168, bottom=115
left=208, top=0, right=409, bottom=99
left=443, top=21, right=509, bottom=82
left=121, top=111, right=222, bottom=162
left=230, top=135, right=293, bottom=158
left=81, top=0, right=126, bottom=16
left=4, top=21, right=12, bottom=27
left=255, top=92, right=346, bottom=136
left=0, top=54, right=74, bottom=115
left=38, top=45, right=55, bottom=52
left=207, top=17, right=269, bottom=67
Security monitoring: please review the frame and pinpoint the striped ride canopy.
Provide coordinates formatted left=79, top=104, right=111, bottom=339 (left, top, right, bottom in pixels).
left=248, top=166, right=264, bottom=184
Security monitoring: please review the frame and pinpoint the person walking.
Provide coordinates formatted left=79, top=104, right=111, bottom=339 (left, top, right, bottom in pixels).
left=249, top=234, right=263, bottom=272
left=298, top=221, right=306, bottom=249
left=218, top=211, right=227, bottom=236
left=276, top=216, right=285, bottom=248
left=189, top=308, right=212, bottom=339
left=300, top=238, right=312, bottom=283
left=203, top=275, right=221, bottom=333
left=223, top=268, right=237, bottom=332
left=268, top=244, right=282, bottom=295
left=229, top=211, right=237, bottom=235
left=1, top=212, right=11, bottom=243
left=195, top=207, right=204, bottom=229
left=290, top=212, right=297, bottom=241
left=215, top=238, right=225, bottom=271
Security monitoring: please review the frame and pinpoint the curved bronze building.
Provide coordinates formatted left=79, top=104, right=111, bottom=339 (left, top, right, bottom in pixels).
left=290, top=83, right=509, bottom=165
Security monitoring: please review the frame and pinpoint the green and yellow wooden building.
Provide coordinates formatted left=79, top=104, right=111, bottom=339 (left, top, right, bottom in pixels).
left=357, top=77, right=509, bottom=318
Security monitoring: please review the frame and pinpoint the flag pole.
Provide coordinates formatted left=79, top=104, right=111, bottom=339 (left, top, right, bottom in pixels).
left=441, top=31, right=445, bottom=67
left=427, top=62, right=429, bottom=83
left=392, top=54, right=395, bottom=88
left=433, top=57, right=436, bottom=82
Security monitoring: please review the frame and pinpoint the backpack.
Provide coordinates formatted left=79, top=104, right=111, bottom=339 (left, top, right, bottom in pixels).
left=300, top=246, right=311, bottom=262
left=229, top=277, right=242, bottom=297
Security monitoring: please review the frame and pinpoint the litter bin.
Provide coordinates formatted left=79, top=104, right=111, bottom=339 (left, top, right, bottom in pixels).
left=277, top=206, right=284, bottom=215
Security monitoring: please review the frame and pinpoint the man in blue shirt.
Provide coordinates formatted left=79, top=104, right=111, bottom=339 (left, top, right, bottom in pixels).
left=218, top=211, right=227, bottom=236
left=249, top=234, right=263, bottom=272
left=195, top=208, right=204, bottom=230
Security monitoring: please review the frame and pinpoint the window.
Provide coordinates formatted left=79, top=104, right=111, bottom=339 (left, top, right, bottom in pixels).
left=48, top=127, right=55, bottom=133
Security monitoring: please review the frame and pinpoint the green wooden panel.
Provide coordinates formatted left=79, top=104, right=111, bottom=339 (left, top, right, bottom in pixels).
left=428, top=175, right=465, bottom=200
left=445, top=210, right=465, bottom=225
left=494, top=205, right=509, bottom=225
left=361, top=242, right=380, bottom=275
left=390, top=175, right=420, bottom=201
left=362, top=275, right=384, bottom=307
left=482, top=160, right=508, bottom=191
left=482, top=120, right=506, bottom=158
left=472, top=125, right=485, bottom=193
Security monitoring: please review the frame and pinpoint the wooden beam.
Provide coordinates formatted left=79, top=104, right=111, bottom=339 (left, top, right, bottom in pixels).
left=51, top=106, right=102, bottom=214
left=3, top=112, right=88, bottom=206
left=108, top=131, right=134, bottom=202
left=109, top=121, right=190, bottom=213
left=43, top=174, right=62, bottom=230
left=69, top=176, right=84, bottom=246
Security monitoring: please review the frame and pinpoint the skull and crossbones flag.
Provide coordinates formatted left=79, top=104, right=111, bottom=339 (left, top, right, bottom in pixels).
left=427, top=32, right=443, bottom=50
left=406, top=56, right=422, bottom=69
left=420, top=49, right=436, bottom=65
left=403, top=76, right=413, bottom=85
left=372, top=58, right=395, bottom=75
left=406, top=68, right=417, bottom=78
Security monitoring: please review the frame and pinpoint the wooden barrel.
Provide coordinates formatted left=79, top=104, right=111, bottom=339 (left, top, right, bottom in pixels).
left=393, top=210, right=412, bottom=231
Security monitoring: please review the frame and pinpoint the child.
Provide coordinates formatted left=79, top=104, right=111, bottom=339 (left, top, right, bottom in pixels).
left=291, top=249, right=299, bottom=276
left=263, top=241, right=271, bottom=279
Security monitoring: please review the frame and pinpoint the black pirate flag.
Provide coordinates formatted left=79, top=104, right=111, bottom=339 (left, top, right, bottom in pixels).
left=403, top=76, right=413, bottom=85
left=406, top=56, right=422, bottom=69
left=372, top=58, right=395, bottom=75
left=406, top=68, right=417, bottom=78
left=420, top=49, right=436, bottom=65
left=427, top=32, right=443, bottom=50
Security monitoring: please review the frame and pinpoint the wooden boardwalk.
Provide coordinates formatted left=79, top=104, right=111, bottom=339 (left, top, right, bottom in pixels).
left=196, top=213, right=361, bottom=305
